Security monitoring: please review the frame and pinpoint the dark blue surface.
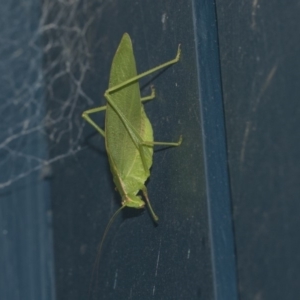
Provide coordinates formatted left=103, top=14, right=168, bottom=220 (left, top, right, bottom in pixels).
left=216, top=0, right=300, bottom=299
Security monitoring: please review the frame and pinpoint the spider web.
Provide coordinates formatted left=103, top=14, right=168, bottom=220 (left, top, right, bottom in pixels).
left=0, top=0, right=109, bottom=189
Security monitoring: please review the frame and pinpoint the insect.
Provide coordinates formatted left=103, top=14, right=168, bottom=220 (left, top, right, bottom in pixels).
left=82, top=33, right=182, bottom=253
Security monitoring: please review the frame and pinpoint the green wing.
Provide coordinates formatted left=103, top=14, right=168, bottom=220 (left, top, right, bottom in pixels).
left=105, top=33, right=153, bottom=194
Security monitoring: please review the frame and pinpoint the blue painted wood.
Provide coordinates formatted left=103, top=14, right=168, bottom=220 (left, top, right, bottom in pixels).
left=216, top=1, right=300, bottom=299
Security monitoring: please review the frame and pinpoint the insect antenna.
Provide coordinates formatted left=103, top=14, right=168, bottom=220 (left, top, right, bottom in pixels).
left=89, top=205, right=124, bottom=298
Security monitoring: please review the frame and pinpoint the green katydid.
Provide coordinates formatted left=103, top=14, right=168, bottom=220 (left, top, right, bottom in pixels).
left=82, top=32, right=181, bottom=256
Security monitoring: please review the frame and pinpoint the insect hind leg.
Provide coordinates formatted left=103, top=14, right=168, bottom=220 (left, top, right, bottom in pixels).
left=106, top=45, right=181, bottom=95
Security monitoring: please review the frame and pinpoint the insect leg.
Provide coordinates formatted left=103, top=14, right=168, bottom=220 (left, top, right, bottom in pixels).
left=142, top=186, right=158, bottom=222
left=104, top=92, right=153, bottom=179
left=107, top=45, right=181, bottom=95
left=142, top=135, right=182, bottom=147
left=104, top=96, right=151, bottom=175
left=104, top=92, right=143, bottom=146
left=82, top=106, right=106, bottom=137
left=140, top=86, right=155, bottom=103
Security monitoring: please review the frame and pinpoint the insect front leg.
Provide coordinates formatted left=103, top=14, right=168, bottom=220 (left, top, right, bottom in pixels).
left=82, top=105, right=106, bottom=138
